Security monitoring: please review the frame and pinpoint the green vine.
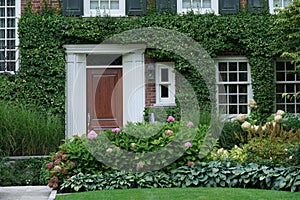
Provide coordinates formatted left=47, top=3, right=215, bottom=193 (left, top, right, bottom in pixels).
left=0, top=3, right=290, bottom=121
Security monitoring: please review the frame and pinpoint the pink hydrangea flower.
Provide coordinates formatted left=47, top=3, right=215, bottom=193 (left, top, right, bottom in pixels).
left=106, top=148, right=113, bottom=153
left=53, top=166, right=61, bottom=172
left=167, top=116, right=175, bottom=122
left=45, top=162, right=53, bottom=171
left=165, top=129, right=174, bottom=136
left=187, top=121, right=194, bottom=127
left=87, top=130, right=98, bottom=140
left=187, top=161, right=195, bottom=167
left=136, top=161, right=144, bottom=168
left=112, top=127, right=121, bottom=133
left=185, top=142, right=192, bottom=148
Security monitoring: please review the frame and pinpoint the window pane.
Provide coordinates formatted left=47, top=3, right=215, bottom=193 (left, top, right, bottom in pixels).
left=229, top=105, right=237, bottom=114
left=161, top=68, right=169, bottom=82
left=7, top=0, right=15, bottom=6
left=239, top=105, right=248, bottom=114
left=286, top=84, right=294, bottom=93
left=276, top=84, right=284, bottom=93
left=0, top=8, right=4, bottom=17
left=111, top=0, right=119, bottom=9
left=0, top=40, right=4, bottom=48
left=218, top=85, right=227, bottom=93
left=276, top=72, right=285, bottom=81
left=239, top=62, right=247, bottom=71
left=7, top=29, right=15, bottom=38
left=239, top=85, right=247, bottom=93
left=286, top=72, right=295, bottom=81
left=276, top=62, right=285, bottom=70
left=100, top=0, right=109, bottom=9
left=276, top=104, right=285, bottom=111
left=286, top=61, right=294, bottom=71
left=193, top=0, right=201, bottom=8
left=90, top=0, right=98, bottom=9
left=219, top=62, right=227, bottom=71
left=7, top=40, right=15, bottom=49
left=203, top=0, right=211, bottom=8
left=0, top=19, right=5, bottom=28
left=229, top=95, right=237, bottom=103
left=218, top=95, right=226, bottom=103
left=297, top=104, right=300, bottom=113
left=0, top=30, right=4, bottom=38
left=182, top=0, right=191, bottom=8
left=7, top=61, right=15, bottom=71
left=229, top=73, right=237, bottom=81
left=7, top=19, right=15, bottom=27
left=229, top=85, right=237, bottom=93
left=161, top=85, right=169, bottom=98
left=287, top=104, right=295, bottom=113
left=7, top=8, right=15, bottom=17
left=284, top=0, right=292, bottom=7
left=239, top=73, right=247, bottom=81
left=276, top=94, right=284, bottom=103
left=7, top=51, right=15, bottom=60
left=86, top=54, right=122, bottom=66
left=0, top=51, right=4, bottom=59
left=0, top=0, right=4, bottom=6
left=219, top=73, right=227, bottom=82
left=274, top=0, right=282, bottom=7
left=229, top=62, right=237, bottom=71
left=239, top=95, right=247, bottom=103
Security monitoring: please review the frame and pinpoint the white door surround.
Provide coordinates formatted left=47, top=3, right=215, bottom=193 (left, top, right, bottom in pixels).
left=64, top=44, right=146, bottom=138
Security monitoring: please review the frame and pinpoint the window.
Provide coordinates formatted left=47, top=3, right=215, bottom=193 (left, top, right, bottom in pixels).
left=269, top=0, right=293, bottom=13
left=178, top=0, right=218, bottom=14
left=0, top=0, right=20, bottom=73
left=84, top=0, right=125, bottom=16
left=275, top=61, right=300, bottom=113
left=216, top=58, right=252, bottom=115
left=155, top=63, right=175, bottom=106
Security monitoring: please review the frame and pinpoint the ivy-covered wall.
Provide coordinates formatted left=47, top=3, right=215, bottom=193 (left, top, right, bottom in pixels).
left=0, top=5, right=287, bottom=120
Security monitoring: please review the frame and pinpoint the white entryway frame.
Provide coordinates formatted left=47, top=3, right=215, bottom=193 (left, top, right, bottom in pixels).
left=64, top=44, right=146, bottom=138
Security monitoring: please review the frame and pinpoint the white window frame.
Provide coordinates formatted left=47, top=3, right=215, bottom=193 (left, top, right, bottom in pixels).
left=154, top=62, right=176, bottom=107
left=84, top=0, right=125, bottom=17
left=0, top=0, right=20, bottom=74
left=216, top=57, right=253, bottom=117
left=275, top=60, right=300, bottom=113
left=177, top=0, right=218, bottom=15
left=269, top=0, right=293, bottom=14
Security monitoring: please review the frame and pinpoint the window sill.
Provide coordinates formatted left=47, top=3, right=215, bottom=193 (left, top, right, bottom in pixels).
left=153, top=103, right=176, bottom=107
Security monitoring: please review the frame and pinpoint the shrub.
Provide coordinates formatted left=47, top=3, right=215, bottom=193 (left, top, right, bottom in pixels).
left=282, top=113, right=300, bottom=131
left=0, top=100, right=64, bottom=156
left=0, top=157, right=49, bottom=186
left=219, top=121, right=248, bottom=150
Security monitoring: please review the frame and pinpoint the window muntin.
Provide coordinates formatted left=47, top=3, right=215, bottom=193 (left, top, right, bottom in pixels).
left=155, top=63, right=175, bottom=106
left=217, top=59, right=252, bottom=115
left=0, top=0, right=20, bottom=73
left=85, top=0, right=125, bottom=17
left=275, top=61, right=300, bottom=113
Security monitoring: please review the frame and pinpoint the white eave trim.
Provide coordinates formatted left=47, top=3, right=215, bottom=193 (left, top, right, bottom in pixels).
left=64, top=44, right=146, bottom=54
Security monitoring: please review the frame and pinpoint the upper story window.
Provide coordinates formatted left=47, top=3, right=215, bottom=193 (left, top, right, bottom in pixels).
left=269, top=0, right=293, bottom=13
left=155, top=62, right=176, bottom=106
left=216, top=57, right=253, bottom=115
left=275, top=61, right=300, bottom=113
left=0, top=0, right=20, bottom=74
left=85, top=0, right=125, bottom=16
left=178, top=0, right=218, bottom=14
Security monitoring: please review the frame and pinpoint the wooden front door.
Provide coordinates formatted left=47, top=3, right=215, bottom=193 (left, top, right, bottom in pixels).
left=87, top=68, right=123, bottom=131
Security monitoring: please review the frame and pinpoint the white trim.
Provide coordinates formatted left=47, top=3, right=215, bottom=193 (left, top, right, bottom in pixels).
left=84, top=0, right=126, bottom=17
left=215, top=57, right=253, bottom=115
left=177, top=0, right=218, bottom=15
left=154, top=62, right=176, bottom=106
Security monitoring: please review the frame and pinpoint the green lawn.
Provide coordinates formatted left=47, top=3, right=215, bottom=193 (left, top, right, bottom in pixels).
left=56, top=187, right=300, bottom=200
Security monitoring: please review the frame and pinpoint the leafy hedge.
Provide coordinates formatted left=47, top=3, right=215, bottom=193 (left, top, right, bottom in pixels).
left=0, top=3, right=288, bottom=119
left=60, top=161, right=300, bottom=192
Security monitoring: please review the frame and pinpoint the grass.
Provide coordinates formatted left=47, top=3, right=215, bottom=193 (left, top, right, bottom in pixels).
left=56, top=187, right=300, bottom=200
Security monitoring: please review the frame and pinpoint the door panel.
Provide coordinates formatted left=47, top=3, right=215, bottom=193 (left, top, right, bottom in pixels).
left=87, top=68, right=123, bottom=131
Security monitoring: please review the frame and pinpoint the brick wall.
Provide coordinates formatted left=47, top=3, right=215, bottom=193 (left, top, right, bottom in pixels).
left=21, top=0, right=60, bottom=13
left=145, top=56, right=156, bottom=107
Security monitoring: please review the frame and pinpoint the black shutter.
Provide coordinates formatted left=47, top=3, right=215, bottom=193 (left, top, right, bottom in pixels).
left=219, top=0, right=239, bottom=14
left=62, top=0, right=83, bottom=16
left=248, top=0, right=268, bottom=13
left=126, top=0, right=147, bottom=16
left=156, top=0, right=177, bottom=14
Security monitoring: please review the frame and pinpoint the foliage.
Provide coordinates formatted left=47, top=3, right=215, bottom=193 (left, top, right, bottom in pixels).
left=219, top=121, right=248, bottom=150
left=45, top=119, right=208, bottom=189
left=275, top=0, right=300, bottom=68
left=282, top=113, right=300, bottom=131
left=0, top=3, right=289, bottom=119
left=0, top=157, right=49, bottom=186
left=206, top=145, right=246, bottom=164
left=0, top=100, right=64, bottom=156
left=60, top=161, right=300, bottom=192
